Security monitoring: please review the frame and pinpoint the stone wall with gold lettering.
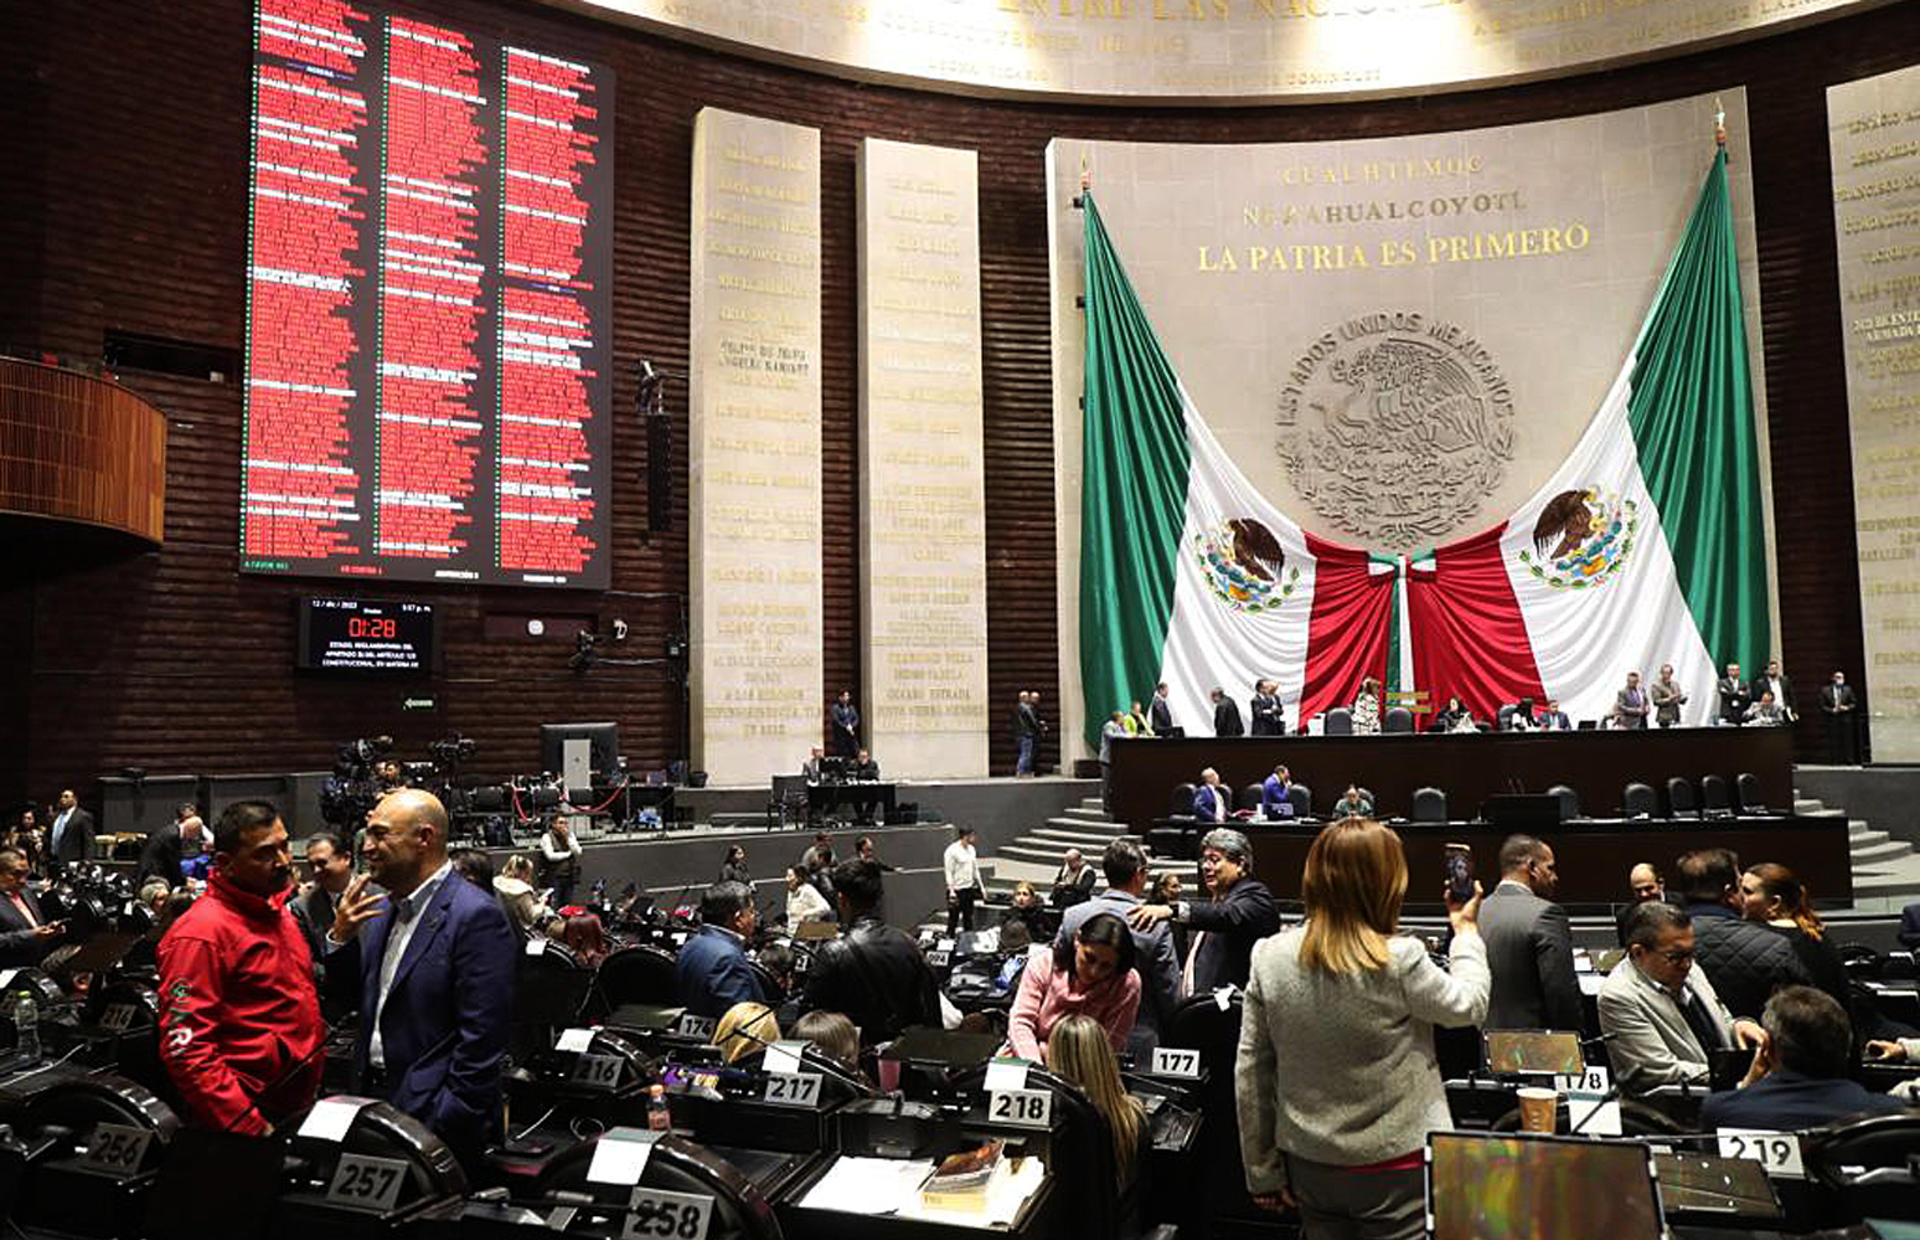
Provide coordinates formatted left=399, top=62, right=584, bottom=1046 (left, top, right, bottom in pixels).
left=1830, top=63, right=1920, bottom=761
left=857, top=139, right=990, bottom=779
left=1047, top=93, right=1776, bottom=755
left=690, top=108, right=824, bottom=784
left=542, top=0, right=1880, bottom=104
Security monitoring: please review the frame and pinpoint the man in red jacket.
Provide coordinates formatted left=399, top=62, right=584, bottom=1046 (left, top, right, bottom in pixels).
left=157, top=800, right=324, bottom=1134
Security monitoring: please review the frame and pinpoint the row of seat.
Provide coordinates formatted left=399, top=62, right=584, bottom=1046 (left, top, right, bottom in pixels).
left=1170, top=772, right=1773, bottom=822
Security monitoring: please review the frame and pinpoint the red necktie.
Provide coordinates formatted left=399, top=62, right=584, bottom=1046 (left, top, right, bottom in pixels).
left=11, top=893, right=37, bottom=927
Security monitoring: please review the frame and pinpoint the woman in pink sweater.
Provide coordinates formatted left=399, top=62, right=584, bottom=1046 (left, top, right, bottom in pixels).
left=1008, top=912, right=1140, bottom=1063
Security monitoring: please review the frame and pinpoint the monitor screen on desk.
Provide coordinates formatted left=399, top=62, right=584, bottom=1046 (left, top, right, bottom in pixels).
left=1427, top=1133, right=1662, bottom=1240
left=540, top=721, right=620, bottom=779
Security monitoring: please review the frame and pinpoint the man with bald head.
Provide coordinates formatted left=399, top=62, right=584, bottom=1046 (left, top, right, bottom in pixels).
left=329, top=788, right=517, bottom=1163
left=1616, top=861, right=1669, bottom=946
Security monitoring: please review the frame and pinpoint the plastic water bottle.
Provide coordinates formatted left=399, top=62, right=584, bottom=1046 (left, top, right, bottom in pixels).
left=645, top=1084, right=671, bottom=1133
left=12, top=993, right=38, bottom=1062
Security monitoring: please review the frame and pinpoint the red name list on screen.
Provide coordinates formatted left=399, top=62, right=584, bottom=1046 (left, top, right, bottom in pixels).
left=241, top=0, right=613, bottom=589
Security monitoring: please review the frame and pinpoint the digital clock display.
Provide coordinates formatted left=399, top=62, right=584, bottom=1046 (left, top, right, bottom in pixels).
left=298, top=598, right=434, bottom=672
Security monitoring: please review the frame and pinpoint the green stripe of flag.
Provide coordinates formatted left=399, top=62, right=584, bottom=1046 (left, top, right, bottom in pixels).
left=1079, top=194, right=1194, bottom=751
left=1626, top=148, right=1770, bottom=673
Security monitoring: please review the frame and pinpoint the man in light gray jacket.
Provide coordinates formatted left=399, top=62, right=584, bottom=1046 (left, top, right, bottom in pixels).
left=1478, top=835, right=1583, bottom=1032
left=1599, top=901, right=1765, bottom=1095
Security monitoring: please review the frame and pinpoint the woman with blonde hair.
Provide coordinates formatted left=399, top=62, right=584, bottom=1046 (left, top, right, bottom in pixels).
left=1047, top=1014, right=1146, bottom=1188
left=715, top=1001, right=780, bottom=1064
left=792, top=1010, right=863, bottom=1076
left=1235, top=819, right=1487, bottom=1240
left=492, top=854, right=551, bottom=936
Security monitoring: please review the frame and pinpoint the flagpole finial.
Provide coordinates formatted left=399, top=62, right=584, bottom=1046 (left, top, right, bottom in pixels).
left=1713, top=97, right=1727, bottom=148
left=1079, top=153, right=1093, bottom=193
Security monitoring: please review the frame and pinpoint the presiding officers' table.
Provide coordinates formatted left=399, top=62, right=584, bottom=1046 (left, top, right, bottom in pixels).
left=1108, top=727, right=1794, bottom=832
left=1236, top=814, right=1851, bottom=907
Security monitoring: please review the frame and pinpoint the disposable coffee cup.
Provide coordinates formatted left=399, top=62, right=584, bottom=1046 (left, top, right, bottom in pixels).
left=1516, top=1086, right=1558, bottom=1133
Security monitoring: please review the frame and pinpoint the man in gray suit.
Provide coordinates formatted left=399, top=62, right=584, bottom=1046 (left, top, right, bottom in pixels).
left=1478, top=835, right=1583, bottom=1032
left=1600, top=902, right=1764, bottom=1095
left=1609, top=671, right=1650, bottom=730
left=1056, top=839, right=1180, bottom=1054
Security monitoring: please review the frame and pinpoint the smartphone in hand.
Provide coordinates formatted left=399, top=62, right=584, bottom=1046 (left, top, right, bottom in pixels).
left=1444, top=843, right=1474, bottom=905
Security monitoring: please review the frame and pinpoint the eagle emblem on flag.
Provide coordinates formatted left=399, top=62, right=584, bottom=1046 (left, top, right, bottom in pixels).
left=1196, top=518, right=1300, bottom=613
left=1518, top=488, right=1637, bottom=589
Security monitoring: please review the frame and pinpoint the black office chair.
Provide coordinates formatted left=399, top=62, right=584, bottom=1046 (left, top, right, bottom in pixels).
left=1169, top=782, right=1197, bottom=819
left=1665, top=776, right=1699, bottom=819
left=1411, top=786, right=1447, bottom=823
left=1698, top=774, right=1732, bottom=818
left=592, top=944, right=681, bottom=1012
left=1805, top=1111, right=1920, bottom=1223
left=1236, top=783, right=1264, bottom=813
left=536, top=1131, right=783, bottom=1240
left=1622, top=782, right=1658, bottom=818
left=1734, top=772, right=1768, bottom=815
left=1496, top=704, right=1516, bottom=731
left=1287, top=783, right=1312, bottom=818
left=1546, top=784, right=1579, bottom=821
left=1384, top=707, right=1413, bottom=734
left=1323, top=707, right=1353, bottom=736
left=514, top=937, right=591, bottom=1059
left=1164, top=993, right=1262, bottom=1228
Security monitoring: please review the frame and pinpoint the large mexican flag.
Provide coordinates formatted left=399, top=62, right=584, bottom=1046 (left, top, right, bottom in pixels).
left=1079, top=149, right=1769, bottom=747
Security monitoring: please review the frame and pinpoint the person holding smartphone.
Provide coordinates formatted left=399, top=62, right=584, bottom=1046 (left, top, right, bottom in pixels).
left=0, top=848, right=64, bottom=966
left=1233, top=818, right=1487, bottom=1239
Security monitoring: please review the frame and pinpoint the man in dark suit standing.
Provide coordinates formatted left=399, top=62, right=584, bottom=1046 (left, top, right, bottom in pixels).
left=1014, top=691, right=1048, bottom=776
left=1820, top=671, right=1859, bottom=763
left=1149, top=683, right=1175, bottom=736
left=47, top=789, right=94, bottom=870
left=0, top=848, right=65, bottom=967
left=326, top=789, right=517, bottom=1162
left=1249, top=680, right=1284, bottom=736
left=1756, top=660, right=1796, bottom=723
left=1716, top=662, right=1750, bottom=726
left=291, top=832, right=354, bottom=969
left=829, top=690, right=860, bottom=758
left=137, top=809, right=208, bottom=889
left=1210, top=687, right=1244, bottom=737
left=1130, top=827, right=1280, bottom=993
left=673, top=881, right=765, bottom=1018
left=1478, top=836, right=1583, bottom=1032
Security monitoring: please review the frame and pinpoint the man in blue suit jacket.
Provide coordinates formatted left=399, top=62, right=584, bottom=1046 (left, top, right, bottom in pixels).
left=676, top=881, right=765, bottom=1018
left=1192, top=768, right=1231, bottom=823
left=328, top=789, right=517, bottom=1161
left=1260, top=765, right=1294, bottom=819
left=1701, top=986, right=1904, bottom=1130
